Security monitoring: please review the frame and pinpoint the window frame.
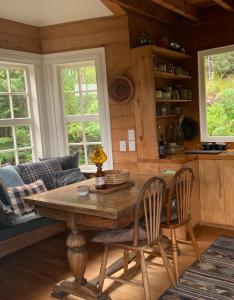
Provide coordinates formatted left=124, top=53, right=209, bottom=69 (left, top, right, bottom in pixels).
left=43, top=48, right=113, bottom=171
left=0, top=55, right=44, bottom=163
left=198, top=44, right=234, bottom=142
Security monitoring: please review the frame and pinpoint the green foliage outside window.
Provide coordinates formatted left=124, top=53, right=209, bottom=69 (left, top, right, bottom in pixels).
left=205, top=52, right=234, bottom=137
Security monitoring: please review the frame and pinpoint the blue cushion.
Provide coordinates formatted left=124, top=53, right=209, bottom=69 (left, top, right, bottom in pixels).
left=39, top=152, right=79, bottom=170
left=0, top=165, right=24, bottom=206
left=55, top=168, right=86, bottom=187
left=0, top=214, right=58, bottom=241
left=15, top=159, right=62, bottom=190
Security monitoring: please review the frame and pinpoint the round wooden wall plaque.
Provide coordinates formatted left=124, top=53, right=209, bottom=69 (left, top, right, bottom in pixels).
left=109, top=76, right=134, bottom=104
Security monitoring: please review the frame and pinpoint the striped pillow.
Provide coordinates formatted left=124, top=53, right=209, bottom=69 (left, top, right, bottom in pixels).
left=7, top=180, right=47, bottom=216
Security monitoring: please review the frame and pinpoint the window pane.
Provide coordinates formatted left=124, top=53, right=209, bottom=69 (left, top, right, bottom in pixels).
left=80, top=65, right=97, bottom=91
left=13, top=95, right=29, bottom=118
left=0, top=68, right=8, bottom=92
left=84, top=121, right=101, bottom=142
left=61, top=68, right=79, bottom=92
left=69, top=145, right=85, bottom=165
left=0, top=151, right=15, bottom=165
left=10, top=69, right=26, bottom=92
left=0, top=127, right=14, bottom=150
left=18, top=149, right=32, bottom=163
left=83, top=93, right=99, bottom=114
left=87, top=144, right=100, bottom=165
left=64, top=93, right=81, bottom=116
left=67, top=122, right=83, bottom=143
left=15, top=126, right=31, bottom=148
left=205, top=51, right=234, bottom=137
left=0, top=95, right=11, bottom=119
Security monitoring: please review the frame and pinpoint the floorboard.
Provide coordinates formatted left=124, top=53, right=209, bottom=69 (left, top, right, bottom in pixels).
left=1, top=226, right=234, bottom=300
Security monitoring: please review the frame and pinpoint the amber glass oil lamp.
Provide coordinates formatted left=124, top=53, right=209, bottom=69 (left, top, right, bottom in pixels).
left=90, top=145, right=107, bottom=189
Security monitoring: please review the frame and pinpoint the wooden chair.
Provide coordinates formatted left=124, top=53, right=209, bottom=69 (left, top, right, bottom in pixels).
left=161, top=167, right=201, bottom=283
left=95, top=177, right=176, bottom=300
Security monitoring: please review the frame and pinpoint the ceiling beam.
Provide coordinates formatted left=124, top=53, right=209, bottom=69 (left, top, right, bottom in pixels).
left=213, top=0, right=234, bottom=11
left=101, top=0, right=126, bottom=16
left=151, top=0, right=201, bottom=21
left=102, top=0, right=179, bottom=26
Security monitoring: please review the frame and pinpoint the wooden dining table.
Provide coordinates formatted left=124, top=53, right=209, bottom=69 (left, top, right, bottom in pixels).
left=25, top=173, right=173, bottom=300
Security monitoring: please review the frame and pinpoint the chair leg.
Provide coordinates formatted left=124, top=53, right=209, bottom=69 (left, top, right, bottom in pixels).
left=124, top=250, right=129, bottom=278
left=140, top=250, right=151, bottom=300
left=98, top=246, right=109, bottom=292
left=171, top=229, right=179, bottom=283
left=187, top=222, right=201, bottom=263
left=135, top=252, right=141, bottom=269
left=157, top=240, right=176, bottom=287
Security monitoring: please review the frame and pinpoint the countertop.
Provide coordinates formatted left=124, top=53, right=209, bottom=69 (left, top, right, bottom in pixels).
left=157, top=150, right=234, bottom=164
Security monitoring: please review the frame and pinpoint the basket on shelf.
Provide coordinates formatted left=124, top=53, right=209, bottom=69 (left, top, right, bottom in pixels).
left=104, top=170, right=130, bottom=185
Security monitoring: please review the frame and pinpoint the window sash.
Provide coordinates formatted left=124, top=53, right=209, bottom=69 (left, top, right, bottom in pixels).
left=198, top=45, right=234, bottom=142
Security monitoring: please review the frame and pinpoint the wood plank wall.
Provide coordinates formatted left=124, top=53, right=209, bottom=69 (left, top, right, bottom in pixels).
left=40, top=15, right=138, bottom=171
left=0, top=18, right=41, bottom=53
left=178, top=15, right=234, bottom=148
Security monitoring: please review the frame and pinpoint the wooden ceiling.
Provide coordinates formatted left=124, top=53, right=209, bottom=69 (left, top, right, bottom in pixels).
left=102, top=0, right=234, bottom=26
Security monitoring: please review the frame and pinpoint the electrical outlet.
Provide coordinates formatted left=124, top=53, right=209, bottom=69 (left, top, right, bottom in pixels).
left=129, top=140, right=136, bottom=152
left=119, top=140, right=127, bottom=152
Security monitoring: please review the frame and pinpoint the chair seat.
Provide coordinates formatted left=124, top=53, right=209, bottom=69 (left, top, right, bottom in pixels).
left=92, top=226, right=147, bottom=243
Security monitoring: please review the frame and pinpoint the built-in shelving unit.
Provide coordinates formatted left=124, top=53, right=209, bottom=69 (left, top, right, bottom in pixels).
left=152, top=45, right=191, bottom=60
left=156, top=99, right=192, bottom=103
left=155, top=70, right=192, bottom=80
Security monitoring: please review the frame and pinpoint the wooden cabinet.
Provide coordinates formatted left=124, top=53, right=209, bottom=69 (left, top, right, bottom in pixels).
left=199, top=159, right=234, bottom=226
left=130, top=45, right=193, bottom=162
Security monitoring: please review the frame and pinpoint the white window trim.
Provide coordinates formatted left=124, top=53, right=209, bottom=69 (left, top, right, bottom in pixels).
left=42, top=48, right=113, bottom=170
left=198, top=44, right=234, bottom=142
left=0, top=49, right=45, bottom=160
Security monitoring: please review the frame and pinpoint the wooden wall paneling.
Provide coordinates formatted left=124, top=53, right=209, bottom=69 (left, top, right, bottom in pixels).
left=131, top=45, right=158, bottom=162
left=0, top=18, right=41, bottom=53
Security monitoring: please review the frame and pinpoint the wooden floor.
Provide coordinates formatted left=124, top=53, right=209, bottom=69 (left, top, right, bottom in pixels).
left=1, top=226, right=234, bottom=300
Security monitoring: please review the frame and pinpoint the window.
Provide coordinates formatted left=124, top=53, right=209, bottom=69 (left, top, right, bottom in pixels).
left=60, top=62, right=101, bottom=167
left=44, top=48, right=112, bottom=170
left=199, top=45, right=234, bottom=142
left=0, top=65, right=35, bottom=164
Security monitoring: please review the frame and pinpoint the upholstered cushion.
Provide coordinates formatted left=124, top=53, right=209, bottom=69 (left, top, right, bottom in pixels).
left=55, top=168, right=86, bottom=187
left=92, top=227, right=147, bottom=243
left=7, top=179, right=47, bottom=216
left=0, top=165, right=25, bottom=206
left=15, top=159, right=62, bottom=190
left=39, top=152, right=79, bottom=170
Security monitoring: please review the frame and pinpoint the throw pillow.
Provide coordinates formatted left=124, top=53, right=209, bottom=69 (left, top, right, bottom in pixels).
left=7, top=179, right=47, bottom=216
left=15, top=159, right=62, bottom=190
left=55, top=168, right=86, bottom=187
left=0, top=165, right=25, bottom=206
left=39, top=152, right=79, bottom=170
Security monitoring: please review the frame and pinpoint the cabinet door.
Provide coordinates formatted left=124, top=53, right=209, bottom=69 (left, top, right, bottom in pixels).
left=199, top=160, right=225, bottom=225
left=183, top=160, right=200, bottom=226
left=223, top=160, right=234, bottom=226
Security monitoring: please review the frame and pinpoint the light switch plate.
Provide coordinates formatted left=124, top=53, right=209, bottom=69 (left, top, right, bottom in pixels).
left=120, top=140, right=127, bottom=152
left=129, top=140, right=136, bottom=152
left=128, top=129, right=135, bottom=141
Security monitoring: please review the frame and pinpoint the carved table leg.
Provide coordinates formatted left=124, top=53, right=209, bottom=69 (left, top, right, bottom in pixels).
left=51, top=215, right=111, bottom=300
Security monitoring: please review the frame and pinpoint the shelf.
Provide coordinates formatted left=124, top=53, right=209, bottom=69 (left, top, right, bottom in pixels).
left=157, top=114, right=179, bottom=119
left=152, top=45, right=191, bottom=60
left=155, top=71, right=192, bottom=80
left=156, top=99, right=192, bottom=103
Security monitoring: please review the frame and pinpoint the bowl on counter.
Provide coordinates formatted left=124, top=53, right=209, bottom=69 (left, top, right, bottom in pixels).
left=77, top=185, right=90, bottom=196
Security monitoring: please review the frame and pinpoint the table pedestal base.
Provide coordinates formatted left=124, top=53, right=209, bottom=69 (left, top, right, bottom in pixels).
left=52, top=278, right=111, bottom=300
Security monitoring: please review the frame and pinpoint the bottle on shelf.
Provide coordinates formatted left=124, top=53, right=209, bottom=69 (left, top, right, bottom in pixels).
left=158, top=134, right=167, bottom=158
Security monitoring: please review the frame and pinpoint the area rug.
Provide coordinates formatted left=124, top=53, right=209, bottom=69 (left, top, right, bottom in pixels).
left=159, top=236, right=234, bottom=300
